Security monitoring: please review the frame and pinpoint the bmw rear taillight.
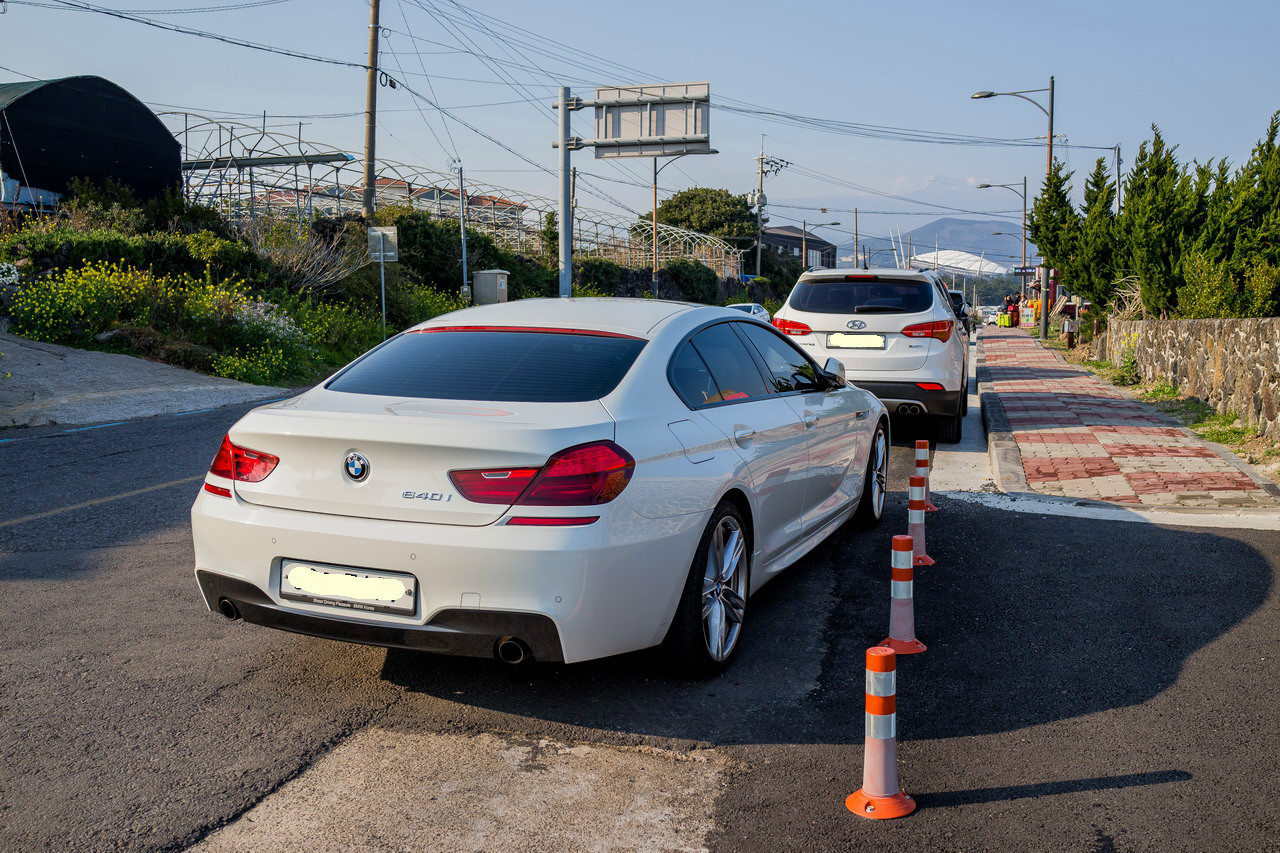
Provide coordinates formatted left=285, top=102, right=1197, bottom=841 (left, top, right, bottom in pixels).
left=449, top=440, right=635, bottom=507
left=772, top=317, right=812, bottom=336
left=901, top=320, right=954, bottom=342
left=209, top=434, right=279, bottom=483
left=448, top=467, right=540, bottom=505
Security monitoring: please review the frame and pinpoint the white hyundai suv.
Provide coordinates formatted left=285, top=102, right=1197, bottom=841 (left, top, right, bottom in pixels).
left=771, top=268, right=968, bottom=441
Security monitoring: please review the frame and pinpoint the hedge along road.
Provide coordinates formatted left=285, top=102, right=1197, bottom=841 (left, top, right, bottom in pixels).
left=1, top=393, right=1278, bottom=851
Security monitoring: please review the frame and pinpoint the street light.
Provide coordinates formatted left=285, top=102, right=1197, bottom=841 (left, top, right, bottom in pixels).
left=651, top=149, right=718, bottom=294
left=977, top=178, right=1028, bottom=296
left=972, top=77, right=1055, bottom=338
left=800, top=220, right=840, bottom=270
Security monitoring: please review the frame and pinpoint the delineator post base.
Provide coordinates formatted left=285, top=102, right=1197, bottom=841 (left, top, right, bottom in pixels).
left=880, top=636, right=926, bottom=654
left=845, top=789, right=916, bottom=819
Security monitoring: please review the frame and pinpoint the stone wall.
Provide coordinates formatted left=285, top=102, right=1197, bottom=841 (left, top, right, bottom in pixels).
left=1104, top=317, right=1280, bottom=441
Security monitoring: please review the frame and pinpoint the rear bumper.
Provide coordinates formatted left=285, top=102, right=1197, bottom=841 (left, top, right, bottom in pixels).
left=197, top=570, right=564, bottom=661
left=190, top=488, right=708, bottom=664
left=852, top=380, right=963, bottom=416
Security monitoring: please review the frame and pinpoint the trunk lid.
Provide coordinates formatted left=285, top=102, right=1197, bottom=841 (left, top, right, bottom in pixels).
left=229, top=390, right=615, bottom=526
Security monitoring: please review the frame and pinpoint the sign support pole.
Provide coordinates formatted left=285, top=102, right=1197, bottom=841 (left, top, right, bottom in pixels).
left=379, top=231, right=387, bottom=339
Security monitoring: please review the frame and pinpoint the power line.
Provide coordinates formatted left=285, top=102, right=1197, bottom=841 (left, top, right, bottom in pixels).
left=33, top=0, right=367, bottom=69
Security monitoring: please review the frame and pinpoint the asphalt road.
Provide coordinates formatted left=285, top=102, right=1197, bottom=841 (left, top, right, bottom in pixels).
left=2, top=391, right=1278, bottom=851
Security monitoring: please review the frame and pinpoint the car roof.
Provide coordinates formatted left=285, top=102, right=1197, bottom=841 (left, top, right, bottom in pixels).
left=797, top=267, right=938, bottom=283
left=410, top=297, right=741, bottom=337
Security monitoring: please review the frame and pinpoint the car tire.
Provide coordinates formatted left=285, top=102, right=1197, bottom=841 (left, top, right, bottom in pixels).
left=852, top=421, right=889, bottom=529
left=935, top=409, right=963, bottom=443
left=662, top=500, right=750, bottom=678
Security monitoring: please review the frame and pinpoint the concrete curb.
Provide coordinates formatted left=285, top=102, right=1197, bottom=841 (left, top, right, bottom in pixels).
left=976, top=330, right=1280, bottom=518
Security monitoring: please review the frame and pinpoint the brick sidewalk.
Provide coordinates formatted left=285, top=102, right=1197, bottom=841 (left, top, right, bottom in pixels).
left=980, top=326, right=1279, bottom=508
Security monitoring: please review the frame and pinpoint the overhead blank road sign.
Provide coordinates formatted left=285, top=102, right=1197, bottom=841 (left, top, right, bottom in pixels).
left=592, top=82, right=710, bottom=159
left=368, top=226, right=398, bottom=262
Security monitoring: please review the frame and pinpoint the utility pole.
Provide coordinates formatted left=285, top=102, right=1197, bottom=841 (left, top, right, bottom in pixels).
left=1045, top=75, right=1055, bottom=178
left=557, top=86, right=572, bottom=297
left=755, top=137, right=765, bottom=277
left=455, top=162, right=468, bottom=300
left=361, top=0, right=380, bottom=219
left=1114, top=144, right=1122, bottom=215
left=653, top=157, right=660, bottom=289
left=852, top=208, right=858, bottom=269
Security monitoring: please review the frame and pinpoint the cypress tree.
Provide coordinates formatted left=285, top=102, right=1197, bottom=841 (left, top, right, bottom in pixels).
left=1074, top=157, right=1117, bottom=313
left=1027, top=159, right=1080, bottom=278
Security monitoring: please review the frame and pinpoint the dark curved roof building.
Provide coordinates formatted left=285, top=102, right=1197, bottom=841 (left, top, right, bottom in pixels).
left=0, top=75, right=179, bottom=206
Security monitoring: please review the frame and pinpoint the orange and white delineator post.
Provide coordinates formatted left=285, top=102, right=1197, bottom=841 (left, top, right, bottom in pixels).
left=845, top=646, right=916, bottom=819
left=908, top=475, right=935, bottom=567
left=913, top=440, right=939, bottom=512
left=881, top=535, right=926, bottom=654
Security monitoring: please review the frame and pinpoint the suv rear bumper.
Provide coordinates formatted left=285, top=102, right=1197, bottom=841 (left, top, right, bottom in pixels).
left=853, top=380, right=963, bottom=416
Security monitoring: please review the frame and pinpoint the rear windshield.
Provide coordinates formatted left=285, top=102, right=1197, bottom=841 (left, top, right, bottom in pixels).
left=788, top=278, right=933, bottom=314
left=326, top=330, right=646, bottom=402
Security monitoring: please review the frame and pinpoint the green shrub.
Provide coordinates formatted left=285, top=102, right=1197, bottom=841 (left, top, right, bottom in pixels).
left=575, top=257, right=622, bottom=294
left=664, top=258, right=718, bottom=304
left=0, top=226, right=265, bottom=283
left=404, top=286, right=467, bottom=324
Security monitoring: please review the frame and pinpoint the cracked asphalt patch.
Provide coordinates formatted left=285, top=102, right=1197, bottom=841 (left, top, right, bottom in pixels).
left=192, top=730, right=727, bottom=853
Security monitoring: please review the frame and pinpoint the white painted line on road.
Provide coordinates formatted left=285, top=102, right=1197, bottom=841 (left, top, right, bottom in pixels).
left=0, top=475, right=202, bottom=529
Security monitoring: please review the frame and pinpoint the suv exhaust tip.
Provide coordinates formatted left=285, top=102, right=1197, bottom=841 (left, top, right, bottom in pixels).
left=217, top=597, right=241, bottom=621
left=897, top=404, right=924, bottom=416
left=495, top=637, right=532, bottom=665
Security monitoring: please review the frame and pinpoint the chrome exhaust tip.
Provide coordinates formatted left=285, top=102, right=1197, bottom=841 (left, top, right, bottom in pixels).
left=217, top=597, right=241, bottom=621
left=495, top=637, right=531, bottom=665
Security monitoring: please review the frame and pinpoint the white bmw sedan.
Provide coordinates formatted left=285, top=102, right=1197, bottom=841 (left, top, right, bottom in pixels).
left=192, top=298, right=889, bottom=675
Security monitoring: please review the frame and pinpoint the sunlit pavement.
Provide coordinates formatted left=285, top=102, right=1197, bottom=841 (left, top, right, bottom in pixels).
left=2, top=366, right=1278, bottom=851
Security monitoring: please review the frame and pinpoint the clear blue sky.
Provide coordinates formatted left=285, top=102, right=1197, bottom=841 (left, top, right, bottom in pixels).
left=2, top=0, right=1276, bottom=256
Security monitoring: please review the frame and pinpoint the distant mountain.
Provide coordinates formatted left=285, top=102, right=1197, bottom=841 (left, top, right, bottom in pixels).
left=832, top=217, right=1035, bottom=267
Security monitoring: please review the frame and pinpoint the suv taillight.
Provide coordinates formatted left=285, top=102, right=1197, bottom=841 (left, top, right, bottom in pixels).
left=772, top=318, right=812, bottom=336
left=449, top=441, right=635, bottom=507
left=901, top=320, right=954, bottom=342
left=209, top=434, right=279, bottom=483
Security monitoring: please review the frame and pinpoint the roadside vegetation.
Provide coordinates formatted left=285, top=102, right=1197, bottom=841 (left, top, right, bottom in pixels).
left=0, top=184, right=777, bottom=386
left=1027, top=110, right=1280, bottom=333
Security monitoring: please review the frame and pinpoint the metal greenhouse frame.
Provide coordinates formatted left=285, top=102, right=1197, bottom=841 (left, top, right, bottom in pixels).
left=166, top=113, right=742, bottom=278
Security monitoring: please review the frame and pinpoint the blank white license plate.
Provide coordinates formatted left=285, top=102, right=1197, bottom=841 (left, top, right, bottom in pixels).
left=280, top=560, right=417, bottom=616
left=828, top=333, right=886, bottom=349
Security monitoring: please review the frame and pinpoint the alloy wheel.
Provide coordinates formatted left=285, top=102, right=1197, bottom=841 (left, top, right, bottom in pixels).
left=701, top=516, right=747, bottom=661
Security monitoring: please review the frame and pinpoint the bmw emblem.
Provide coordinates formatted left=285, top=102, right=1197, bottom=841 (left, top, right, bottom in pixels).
left=344, top=452, right=370, bottom=482
left=847, top=320, right=867, bottom=330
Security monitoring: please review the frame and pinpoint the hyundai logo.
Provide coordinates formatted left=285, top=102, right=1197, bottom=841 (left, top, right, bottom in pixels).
left=847, top=320, right=867, bottom=330
left=344, top=452, right=370, bottom=482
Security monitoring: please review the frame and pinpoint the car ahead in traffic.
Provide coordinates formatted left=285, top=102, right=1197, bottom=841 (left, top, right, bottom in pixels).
left=192, top=299, right=890, bottom=676
left=726, top=302, right=771, bottom=323
left=770, top=267, right=968, bottom=442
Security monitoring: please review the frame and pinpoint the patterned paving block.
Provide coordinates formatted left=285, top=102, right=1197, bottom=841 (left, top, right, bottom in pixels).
left=980, top=327, right=1279, bottom=508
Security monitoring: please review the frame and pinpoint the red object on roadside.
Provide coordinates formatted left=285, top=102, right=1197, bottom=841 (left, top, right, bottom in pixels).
left=845, top=644, right=917, bottom=819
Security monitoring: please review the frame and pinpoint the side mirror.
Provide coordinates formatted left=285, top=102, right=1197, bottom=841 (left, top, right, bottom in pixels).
left=822, top=357, right=846, bottom=388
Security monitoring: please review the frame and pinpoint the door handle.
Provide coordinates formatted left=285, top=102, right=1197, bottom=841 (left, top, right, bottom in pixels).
left=854, top=410, right=870, bottom=420
left=733, top=427, right=755, bottom=446
left=803, top=412, right=819, bottom=429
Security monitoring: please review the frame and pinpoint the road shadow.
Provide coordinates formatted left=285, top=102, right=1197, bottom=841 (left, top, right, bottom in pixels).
left=379, top=498, right=1273, bottom=747
left=918, top=770, right=1193, bottom=808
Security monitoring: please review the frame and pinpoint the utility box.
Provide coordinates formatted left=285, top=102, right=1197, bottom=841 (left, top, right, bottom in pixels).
left=473, top=269, right=509, bottom=305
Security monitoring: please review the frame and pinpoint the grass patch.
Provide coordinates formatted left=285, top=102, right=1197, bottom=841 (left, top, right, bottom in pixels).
left=1140, top=380, right=1180, bottom=402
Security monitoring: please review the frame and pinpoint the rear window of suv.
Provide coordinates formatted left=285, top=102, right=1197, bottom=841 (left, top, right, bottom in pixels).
left=788, top=277, right=934, bottom=314
left=326, top=328, right=646, bottom=402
